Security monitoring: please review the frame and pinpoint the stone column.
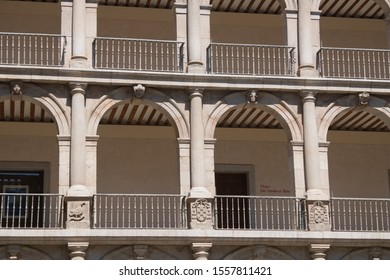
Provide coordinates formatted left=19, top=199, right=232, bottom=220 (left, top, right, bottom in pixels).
left=188, top=89, right=213, bottom=230
left=297, top=0, right=318, bottom=77
left=70, top=0, right=88, bottom=67
left=385, top=15, right=390, bottom=48
left=309, top=244, right=330, bottom=260
left=301, top=92, right=330, bottom=231
left=178, top=138, right=191, bottom=196
left=60, top=1, right=72, bottom=67
left=58, top=135, right=71, bottom=195
left=287, top=141, right=305, bottom=198
left=200, top=3, right=212, bottom=70
left=192, top=243, right=212, bottom=260
left=66, top=83, right=91, bottom=229
left=187, top=0, right=203, bottom=72
left=282, top=9, right=298, bottom=74
left=69, top=82, right=88, bottom=195
left=68, top=242, right=89, bottom=260
left=189, top=89, right=209, bottom=197
left=311, top=10, right=322, bottom=63
left=7, top=245, right=20, bottom=260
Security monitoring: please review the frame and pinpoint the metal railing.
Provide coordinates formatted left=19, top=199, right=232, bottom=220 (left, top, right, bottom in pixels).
left=317, top=47, right=390, bottom=79
left=93, top=194, right=187, bottom=229
left=214, top=195, right=306, bottom=230
left=94, top=37, right=184, bottom=72
left=0, top=193, right=64, bottom=229
left=207, top=43, right=295, bottom=76
left=331, top=197, right=390, bottom=231
left=0, top=32, right=66, bottom=67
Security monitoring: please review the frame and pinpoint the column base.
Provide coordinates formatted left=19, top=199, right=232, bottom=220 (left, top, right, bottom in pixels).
left=298, top=65, right=319, bottom=77
left=70, top=56, right=89, bottom=68
left=187, top=61, right=205, bottom=73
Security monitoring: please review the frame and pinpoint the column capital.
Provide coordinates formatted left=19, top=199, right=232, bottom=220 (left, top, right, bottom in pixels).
left=188, top=88, right=204, bottom=97
left=68, top=242, right=89, bottom=260
left=309, top=244, right=330, bottom=260
left=69, top=82, right=87, bottom=93
left=300, top=91, right=317, bottom=102
left=192, top=243, right=212, bottom=260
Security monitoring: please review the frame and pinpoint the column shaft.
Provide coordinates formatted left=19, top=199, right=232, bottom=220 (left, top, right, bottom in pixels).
left=301, top=92, right=322, bottom=199
left=187, top=0, right=203, bottom=71
left=72, top=0, right=87, bottom=62
left=69, top=83, right=87, bottom=194
left=189, top=90, right=209, bottom=197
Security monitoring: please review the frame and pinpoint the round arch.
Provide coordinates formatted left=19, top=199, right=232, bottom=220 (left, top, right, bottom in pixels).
left=342, top=247, right=390, bottom=260
left=101, top=245, right=178, bottom=260
left=0, top=245, right=52, bottom=260
left=318, top=94, right=390, bottom=142
left=223, top=245, right=295, bottom=260
left=277, top=0, right=298, bottom=10
left=313, top=0, right=390, bottom=14
left=0, top=83, right=70, bottom=135
left=205, top=91, right=302, bottom=141
left=87, top=87, right=189, bottom=139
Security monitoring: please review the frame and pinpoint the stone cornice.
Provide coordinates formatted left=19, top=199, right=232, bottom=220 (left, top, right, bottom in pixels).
left=0, top=66, right=390, bottom=96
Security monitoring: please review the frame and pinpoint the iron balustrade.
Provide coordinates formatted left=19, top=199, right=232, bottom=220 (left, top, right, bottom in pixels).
left=214, top=195, right=306, bottom=230
left=0, top=32, right=66, bottom=67
left=0, top=193, right=64, bottom=229
left=317, top=47, right=390, bottom=79
left=93, top=194, right=187, bottom=229
left=207, top=43, right=295, bottom=76
left=94, top=37, right=184, bottom=72
left=331, top=197, right=390, bottom=231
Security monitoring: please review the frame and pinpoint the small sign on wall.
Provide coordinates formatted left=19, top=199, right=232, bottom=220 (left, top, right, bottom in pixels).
left=258, top=184, right=291, bottom=195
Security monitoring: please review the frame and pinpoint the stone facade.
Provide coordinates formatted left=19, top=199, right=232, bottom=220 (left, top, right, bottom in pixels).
left=0, top=0, right=389, bottom=260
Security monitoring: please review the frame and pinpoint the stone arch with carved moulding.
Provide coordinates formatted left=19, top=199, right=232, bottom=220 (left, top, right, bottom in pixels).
left=341, top=247, right=390, bottom=260
left=313, top=0, right=390, bottom=15
left=205, top=91, right=303, bottom=142
left=101, top=245, right=178, bottom=260
left=277, top=0, right=298, bottom=11
left=0, top=82, right=70, bottom=136
left=318, top=94, right=390, bottom=142
left=223, top=245, right=295, bottom=260
left=0, top=245, right=53, bottom=260
left=86, top=87, right=189, bottom=139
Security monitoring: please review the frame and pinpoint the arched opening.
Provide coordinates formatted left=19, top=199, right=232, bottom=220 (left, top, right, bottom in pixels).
left=94, top=97, right=184, bottom=229
left=208, top=92, right=304, bottom=230
left=326, top=106, right=390, bottom=231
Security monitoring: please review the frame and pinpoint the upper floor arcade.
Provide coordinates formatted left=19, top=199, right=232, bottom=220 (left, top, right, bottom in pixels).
left=1, top=0, right=390, bottom=80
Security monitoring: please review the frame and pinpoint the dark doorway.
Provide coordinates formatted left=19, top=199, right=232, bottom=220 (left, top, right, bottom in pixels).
left=0, top=171, right=44, bottom=228
left=215, top=172, right=249, bottom=229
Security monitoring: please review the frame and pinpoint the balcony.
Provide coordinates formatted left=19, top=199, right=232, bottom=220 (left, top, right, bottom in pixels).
left=93, top=194, right=187, bottom=229
left=207, top=43, right=295, bottom=76
left=317, top=47, right=390, bottom=80
left=0, top=32, right=66, bottom=67
left=330, top=197, right=390, bottom=231
left=214, top=195, right=306, bottom=230
left=0, top=193, right=64, bottom=229
left=93, top=37, right=184, bottom=72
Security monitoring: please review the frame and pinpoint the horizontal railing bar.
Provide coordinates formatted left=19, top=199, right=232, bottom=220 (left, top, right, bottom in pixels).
left=0, top=32, right=65, bottom=38
left=95, top=37, right=184, bottom=45
left=209, top=42, right=294, bottom=49
left=331, top=197, right=390, bottom=201
left=215, top=195, right=303, bottom=199
left=319, top=47, right=390, bottom=52
left=94, top=194, right=184, bottom=198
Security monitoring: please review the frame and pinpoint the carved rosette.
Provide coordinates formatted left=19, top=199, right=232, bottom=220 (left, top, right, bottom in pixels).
left=307, top=201, right=331, bottom=231
left=188, top=198, right=213, bottom=229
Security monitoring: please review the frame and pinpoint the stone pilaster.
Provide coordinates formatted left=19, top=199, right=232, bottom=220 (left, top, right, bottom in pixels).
left=58, top=135, right=71, bottom=195
left=309, top=244, right=330, bottom=260
left=282, top=9, right=298, bottom=74
left=86, top=135, right=99, bottom=194
left=192, top=243, right=212, bottom=260
left=178, top=138, right=191, bottom=196
left=60, top=1, right=72, bottom=67
left=174, top=1, right=188, bottom=71
left=68, top=242, right=89, bottom=260
left=287, top=140, right=305, bottom=198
